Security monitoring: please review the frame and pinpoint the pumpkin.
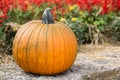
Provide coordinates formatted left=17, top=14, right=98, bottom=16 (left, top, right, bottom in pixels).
left=13, top=8, right=78, bottom=75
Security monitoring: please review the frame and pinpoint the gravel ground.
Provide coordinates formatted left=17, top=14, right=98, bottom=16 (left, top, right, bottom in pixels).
left=0, top=45, right=120, bottom=80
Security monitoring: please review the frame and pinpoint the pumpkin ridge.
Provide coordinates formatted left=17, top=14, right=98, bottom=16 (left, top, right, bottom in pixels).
left=45, top=24, right=49, bottom=74
left=36, top=25, right=48, bottom=74
left=14, top=28, right=27, bottom=62
left=50, top=24, right=57, bottom=74
left=15, top=25, right=33, bottom=70
left=53, top=24, right=67, bottom=74
left=60, top=23, right=78, bottom=64
left=59, top=24, right=77, bottom=68
left=36, top=24, right=44, bottom=74
left=51, top=25, right=55, bottom=74
left=13, top=23, right=31, bottom=62
left=25, top=23, right=40, bottom=72
left=27, top=23, right=44, bottom=73
left=57, top=25, right=70, bottom=69
left=60, top=23, right=78, bottom=44
left=55, top=24, right=67, bottom=73
left=60, top=23, right=78, bottom=51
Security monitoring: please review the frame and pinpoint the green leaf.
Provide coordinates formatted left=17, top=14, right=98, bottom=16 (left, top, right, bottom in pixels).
left=88, top=16, right=94, bottom=23
left=99, top=18, right=107, bottom=25
left=94, top=21, right=100, bottom=26
left=98, top=26, right=104, bottom=31
left=0, top=28, right=5, bottom=40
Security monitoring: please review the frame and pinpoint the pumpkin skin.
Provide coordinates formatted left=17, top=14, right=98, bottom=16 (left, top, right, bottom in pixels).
left=13, top=8, right=78, bottom=75
left=13, top=20, right=78, bottom=75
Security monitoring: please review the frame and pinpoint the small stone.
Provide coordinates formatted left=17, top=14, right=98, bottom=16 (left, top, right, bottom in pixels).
left=82, top=68, right=120, bottom=80
left=7, top=79, right=14, bottom=80
left=15, top=76, right=26, bottom=80
left=0, top=71, right=4, bottom=76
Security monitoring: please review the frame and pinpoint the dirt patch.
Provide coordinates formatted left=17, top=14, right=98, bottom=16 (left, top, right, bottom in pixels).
left=79, top=43, right=120, bottom=54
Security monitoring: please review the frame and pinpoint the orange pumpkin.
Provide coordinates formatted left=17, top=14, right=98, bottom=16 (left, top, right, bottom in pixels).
left=13, top=8, right=78, bottom=75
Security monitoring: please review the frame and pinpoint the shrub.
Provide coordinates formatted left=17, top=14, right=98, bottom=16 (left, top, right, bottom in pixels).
left=59, top=5, right=120, bottom=44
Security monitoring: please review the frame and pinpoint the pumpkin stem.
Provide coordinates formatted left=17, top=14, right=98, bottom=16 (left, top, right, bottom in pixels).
left=42, top=8, right=54, bottom=24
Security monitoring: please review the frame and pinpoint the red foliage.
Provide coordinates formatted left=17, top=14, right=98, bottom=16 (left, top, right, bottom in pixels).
left=0, top=0, right=14, bottom=14
left=31, top=0, right=42, bottom=6
left=0, top=0, right=12, bottom=26
left=77, top=0, right=92, bottom=11
left=101, top=0, right=108, bottom=14
left=1, top=0, right=120, bottom=17
left=91, top=0, right=102, bottom=5
left=116, top=0, right=120, bottom=11
left=0, top=0, right=120, bottom=26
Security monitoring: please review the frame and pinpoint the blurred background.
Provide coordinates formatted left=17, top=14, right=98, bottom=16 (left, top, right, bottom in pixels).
left=0, top=0, right=120, bottom=55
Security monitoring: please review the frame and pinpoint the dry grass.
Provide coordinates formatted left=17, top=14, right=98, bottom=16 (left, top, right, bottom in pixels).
left=79, top=42, right=120, bottom=54
left=0, top=54, right=14, bottom=64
